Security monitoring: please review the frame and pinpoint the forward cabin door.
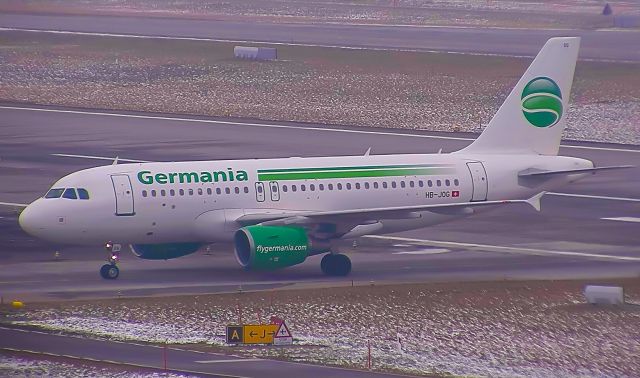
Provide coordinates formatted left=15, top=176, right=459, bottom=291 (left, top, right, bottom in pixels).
left=466, top=162, right=488, bottom=201
left=269, top=181, right=280, bottom=201
left=255, top=182, right=265, bottom=202
left=111, top=174, right=135, bottom=215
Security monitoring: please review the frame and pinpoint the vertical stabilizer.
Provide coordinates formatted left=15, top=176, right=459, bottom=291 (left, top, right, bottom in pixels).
left=460, top=37, right=580, bottom=155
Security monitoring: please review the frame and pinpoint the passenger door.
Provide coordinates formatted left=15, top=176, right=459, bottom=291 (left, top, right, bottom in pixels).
left=255, top=182, right=265, bottom=202
left=466, top=162, right=488, bottom=201
left=111, top=174, right=135, bottom=215
left=269, top=181, right=280, bottom=201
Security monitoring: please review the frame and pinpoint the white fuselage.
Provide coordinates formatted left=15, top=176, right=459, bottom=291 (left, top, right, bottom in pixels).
left=18, top=152, right=592, bottom=246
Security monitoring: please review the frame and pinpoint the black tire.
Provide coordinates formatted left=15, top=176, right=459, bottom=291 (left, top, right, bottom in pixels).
left=100, top=264, right=119, bottom=280
left=320, top=254, right=352, bottom=276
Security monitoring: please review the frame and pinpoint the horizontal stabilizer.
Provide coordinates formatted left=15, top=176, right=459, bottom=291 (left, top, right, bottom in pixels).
left=518, top=165, right=634, bottom=178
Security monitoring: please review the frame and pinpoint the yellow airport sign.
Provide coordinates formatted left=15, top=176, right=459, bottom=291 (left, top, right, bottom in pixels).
left=242, top=324, right=278, bottom=344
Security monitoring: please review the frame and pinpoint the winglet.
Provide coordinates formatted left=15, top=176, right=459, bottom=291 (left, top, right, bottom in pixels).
left=526, top=191, right=546, bottom=212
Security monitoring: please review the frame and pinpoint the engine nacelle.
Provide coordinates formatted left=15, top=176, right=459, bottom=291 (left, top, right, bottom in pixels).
left=130, top=243, right=202, bottom=260
left=234, top=226, right=325, bottom=270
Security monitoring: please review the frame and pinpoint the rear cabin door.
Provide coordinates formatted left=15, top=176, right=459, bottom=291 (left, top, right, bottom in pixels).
left=255, top=182, right=265, bottom=202
left=111, top=174, right=135, bottom=215
left=466, top=162, right=488, bottom=201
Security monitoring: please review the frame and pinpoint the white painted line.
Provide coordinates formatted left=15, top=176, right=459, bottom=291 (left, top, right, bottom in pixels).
left=601, top=217, right=640, bottom=223
left=392, top=248, right=450, bottom=255
left=51, top=153, right=151, bottom=163
left=0, top=201, right=28, bottom=207
left=547, top=192, right=640, bottom=202
left=195, top=358, right=263, bottom=364
left=366, top=235, right=640, bottom=261
left=2, top=105, right=639, bottom=153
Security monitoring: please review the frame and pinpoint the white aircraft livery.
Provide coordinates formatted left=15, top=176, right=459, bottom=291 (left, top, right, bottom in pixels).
left=16, top=37, right=629, bottom=279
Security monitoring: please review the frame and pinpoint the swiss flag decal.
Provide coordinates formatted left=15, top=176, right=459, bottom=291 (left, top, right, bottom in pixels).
left=452, top=191, right=460, bottom=198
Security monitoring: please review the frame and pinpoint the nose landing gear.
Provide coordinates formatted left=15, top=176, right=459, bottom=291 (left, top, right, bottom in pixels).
left=100, top=241, right=121, bottom=280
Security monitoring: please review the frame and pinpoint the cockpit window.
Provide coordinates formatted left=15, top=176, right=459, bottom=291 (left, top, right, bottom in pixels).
left=77, top=188, right=90, bottom=200
left=62, top=188, right=78, bottom=199
left=45, top=188, right=65, bottom=198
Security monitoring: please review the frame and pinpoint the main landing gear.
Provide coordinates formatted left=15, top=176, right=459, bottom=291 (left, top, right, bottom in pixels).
left=321, top=253, right=352, bottom=276
left=100, top=241, right=121, bottom=280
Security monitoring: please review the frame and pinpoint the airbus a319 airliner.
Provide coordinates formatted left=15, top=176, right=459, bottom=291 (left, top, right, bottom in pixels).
left=16, top=37, right=629, bottom=279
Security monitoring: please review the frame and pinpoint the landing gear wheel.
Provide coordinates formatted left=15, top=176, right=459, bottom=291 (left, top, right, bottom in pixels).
left=100, top=264, right=120, bottom=280
left=321, top=254, right=352, bottom=276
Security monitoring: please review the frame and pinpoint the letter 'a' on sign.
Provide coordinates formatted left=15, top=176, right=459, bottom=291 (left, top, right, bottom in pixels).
left=226, top=325, right=243, bottom=344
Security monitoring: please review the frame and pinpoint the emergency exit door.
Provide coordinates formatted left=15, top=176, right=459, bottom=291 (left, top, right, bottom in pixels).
left=111, top=174, right=135, bottom=215
left=466, top=162, right=488, bottom=201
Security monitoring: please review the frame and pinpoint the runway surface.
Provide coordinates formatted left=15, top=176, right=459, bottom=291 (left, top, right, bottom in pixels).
left=1, top=104, right=639, bottom=303
left=1, top=13, right=640, bottom=61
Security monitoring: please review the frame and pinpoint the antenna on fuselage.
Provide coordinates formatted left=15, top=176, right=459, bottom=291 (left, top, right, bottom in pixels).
left=112, top=156, right=119, bottom=165
left=364, top=147, right=372, bottom=156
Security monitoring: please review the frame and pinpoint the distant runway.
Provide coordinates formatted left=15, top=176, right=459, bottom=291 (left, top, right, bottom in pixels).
left=1, top=13, right=640, bottom=61
left=0, top=104, right=639, bottom=302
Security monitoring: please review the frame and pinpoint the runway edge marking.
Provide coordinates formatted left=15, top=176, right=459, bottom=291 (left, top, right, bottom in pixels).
left=2, top=105, right=639, bottom=153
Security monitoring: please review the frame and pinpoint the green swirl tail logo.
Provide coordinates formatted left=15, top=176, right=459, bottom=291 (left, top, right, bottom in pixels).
left=521, top=77, right=563, bottom=128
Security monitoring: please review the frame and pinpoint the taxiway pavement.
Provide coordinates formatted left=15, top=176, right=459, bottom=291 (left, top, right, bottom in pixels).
left=1, top=13, right=639, bottom=61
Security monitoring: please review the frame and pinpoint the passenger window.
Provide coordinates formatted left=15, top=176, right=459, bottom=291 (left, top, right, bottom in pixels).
left=355, top=183, right=361, bottom=190
left=257, top=185, right=263, bottom=193
left=400, top=181, right=406, bottom=188
left=197, top=188, right=202, bottom=195
left=328, top=183, right=334, bottom=190
left=382, top=182, right=388, bottom=189
left=179, top=189, right=185, bottom=196
left=391, top=182, right=397, bottom=189
left=346, top=183, right=351, bottom=190
left=373, top=182, right=379, bottom=189
left=282, top=185, right=288, bottom=192
left=337, top=183, right=343, bottom=190
left=244, top=187, right=249, bottom=194
left=62, top=188, right=78, bottom=199
left=45, top=188, right=65, bottom=199
left=225, top=187, right=231, bottom=194
left=170, top=189, right=176, bottom=196
left=151, top=190, right=157, bottom=197
left=419, top=181, right=424, bottom=188
left=319, top=184, right=324, bottom=191
left=216, top=188, right=221, bottom=195
left=301, top=184, right=306, bottom=191
left=292, top=185, right=297, bottom=192
left=235, top=187, right=240, bottom=194
left=409, top=181, right=415, bottom=188
left=428, top=180, right=433, bottom=187
left=454, top=179, right=459, bottom=186
left=364, top=182, right=370, bottom=190
left=437, top=180, right=442, bottom=187
left=207, top=188, right=212, bottom=195
left=189, top=189, right=194, bottom=195
left=161, top=189, right=166, bottom=196
left=310, top=184, right=315, bottom=191
left=142, top=190, right=148, bottom=198
left=445, top=179, right=450, bottom=186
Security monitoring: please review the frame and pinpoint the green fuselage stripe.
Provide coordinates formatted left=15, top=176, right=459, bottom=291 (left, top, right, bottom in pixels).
left=258, top=167, right=456, bottom=181
left=257, top=164, right=451, bottom=174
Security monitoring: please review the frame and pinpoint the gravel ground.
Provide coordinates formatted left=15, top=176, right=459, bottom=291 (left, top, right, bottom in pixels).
left=2, top=31, right=639, bottom=145
left=3, top=279, right=640, bottom=377
left=2, top=0, right=638, bottom=29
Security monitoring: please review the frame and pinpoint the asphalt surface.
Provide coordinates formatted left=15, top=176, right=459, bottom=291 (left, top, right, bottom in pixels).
left=1, top=13, right=640, bottom=61
left=0, top=104, right=639, bottom=304
left=0, top=327, right=405, bottom=378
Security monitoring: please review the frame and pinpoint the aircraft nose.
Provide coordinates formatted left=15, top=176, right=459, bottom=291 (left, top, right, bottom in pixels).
left=18, top=202, right=42, bottom=237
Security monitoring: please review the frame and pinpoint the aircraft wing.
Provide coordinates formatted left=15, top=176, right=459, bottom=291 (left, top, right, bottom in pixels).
left=236, top=192, right=544, bottom=236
